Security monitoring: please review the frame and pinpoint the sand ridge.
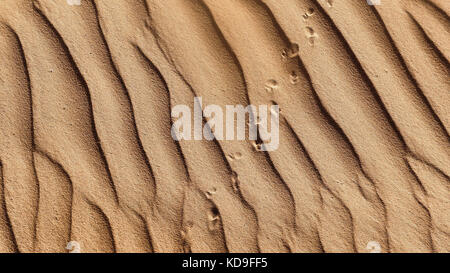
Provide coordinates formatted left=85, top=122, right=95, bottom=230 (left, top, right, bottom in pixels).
left=0, top=0, right=448, bottom=253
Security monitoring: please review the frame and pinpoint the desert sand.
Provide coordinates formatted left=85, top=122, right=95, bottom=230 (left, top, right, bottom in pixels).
left=0, top=0, right=448, bottom=253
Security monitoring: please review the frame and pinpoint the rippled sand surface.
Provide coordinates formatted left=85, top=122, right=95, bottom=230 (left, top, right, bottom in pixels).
left=0, top=0, right=448, bottom=253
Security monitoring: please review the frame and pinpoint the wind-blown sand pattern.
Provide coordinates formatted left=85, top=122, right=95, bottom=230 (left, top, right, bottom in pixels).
left=0, top=0, right=448, bottom=253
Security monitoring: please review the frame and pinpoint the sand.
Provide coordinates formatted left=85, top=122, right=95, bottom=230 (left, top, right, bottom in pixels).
left=0, top=0, right=448, bottom=253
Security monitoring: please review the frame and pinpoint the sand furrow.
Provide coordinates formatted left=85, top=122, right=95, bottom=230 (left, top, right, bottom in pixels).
left=428, top=0, right=450, bottom=16
left=407, top=0, right=450, bottom=63
left=34, top=0, right=156, bottom=213
left=0, top=22, right=38, bottom=253
left=145, top=0, right=297, bottom=252
left=0, top=0, right=447, bottom=253
left=3, top=1, right=152, bottom=252
left=316, top=0, right=450, bottom=178
left=0, top=164, right=17, bottom=253
left=262, top=0, right=434, bottom=252
left=374, top=2, right=450, bottom=139
left=93, top=0, right=189, bottom=252
left=136, top=33, right=259, bottom=252
left=34, top=151, right=72, bottom=253
left=70, top=196, right=116, bottom=253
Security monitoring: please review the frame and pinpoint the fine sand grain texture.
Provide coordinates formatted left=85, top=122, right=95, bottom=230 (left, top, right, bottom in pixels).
left=0, top=0, right=448, bottom=253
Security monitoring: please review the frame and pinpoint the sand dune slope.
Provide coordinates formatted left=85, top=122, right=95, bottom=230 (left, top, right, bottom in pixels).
left=0, top=0, right=448, bottom=253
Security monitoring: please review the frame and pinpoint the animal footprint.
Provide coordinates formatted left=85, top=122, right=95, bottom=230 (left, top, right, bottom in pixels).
left=305, top=27, right=318, bottom=46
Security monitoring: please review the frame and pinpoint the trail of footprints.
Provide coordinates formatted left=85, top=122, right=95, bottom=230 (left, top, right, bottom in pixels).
left=0, top=0, right=448, bottom=252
